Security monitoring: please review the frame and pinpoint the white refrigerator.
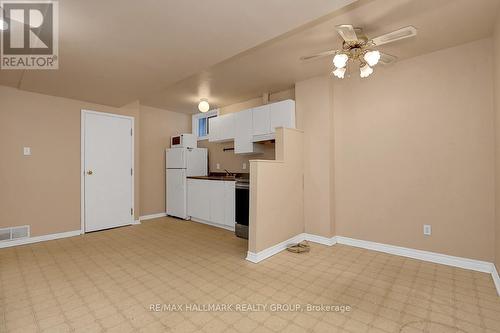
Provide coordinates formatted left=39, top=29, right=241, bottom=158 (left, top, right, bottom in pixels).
left=166, top=147, right=207, bottom=219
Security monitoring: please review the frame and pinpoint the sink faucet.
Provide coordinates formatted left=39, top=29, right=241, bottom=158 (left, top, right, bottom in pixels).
left=224, top=169, right=233, bottom=177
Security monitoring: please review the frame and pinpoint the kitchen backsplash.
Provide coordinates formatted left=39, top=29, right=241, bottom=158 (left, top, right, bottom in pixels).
left=197, top=139, right=275, bottom=173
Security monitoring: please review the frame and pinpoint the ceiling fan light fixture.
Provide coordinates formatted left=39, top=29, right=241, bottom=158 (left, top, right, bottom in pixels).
left=364, top=50, right=380, bottom=67
left=360, top=63, right=373, bottom=78
left=198, top=99, right=210, bottom=113
left=333, top=53, right=348, bottom=68
left=332, top=67, right=346, bottom=79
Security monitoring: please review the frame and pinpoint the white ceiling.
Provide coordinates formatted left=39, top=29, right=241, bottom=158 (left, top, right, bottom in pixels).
left=0, top=0, right=356, bottom=106
left=2, top=0, right=498, bottom=113
left=141, top=0, right=500, bottom=113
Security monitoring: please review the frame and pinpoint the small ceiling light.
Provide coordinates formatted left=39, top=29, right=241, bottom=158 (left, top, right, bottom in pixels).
left=360, top=63, right=373, bottom=78
left=333, top=53, right=348, bottom=68
left=332, top=67, right=346, bottom=79
left=198, top=99, right=210, bottom=113
left=364, top=50, right=380, bottom=67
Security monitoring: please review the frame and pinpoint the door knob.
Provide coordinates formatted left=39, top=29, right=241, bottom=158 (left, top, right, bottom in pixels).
left=87, top=170, right=93, bottom=175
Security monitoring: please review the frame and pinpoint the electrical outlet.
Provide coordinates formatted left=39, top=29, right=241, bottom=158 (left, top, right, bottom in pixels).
left=23, top=147, right=31, bottom=156
left=216, top=163, right=220, bottom=170
left=423, top=224, right=431, bottom=236
left=242, top=163, right=246, bottom=170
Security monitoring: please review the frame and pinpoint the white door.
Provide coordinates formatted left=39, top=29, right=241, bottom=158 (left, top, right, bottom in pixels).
left=83, top=111, right=134, bottom=232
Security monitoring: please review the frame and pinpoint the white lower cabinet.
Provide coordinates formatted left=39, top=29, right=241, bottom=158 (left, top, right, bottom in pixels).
left=187, top=179, right=235, bottom=230
left=209, top=181, right=226, bottom=225
left=186, top=179, right=210, bottom=221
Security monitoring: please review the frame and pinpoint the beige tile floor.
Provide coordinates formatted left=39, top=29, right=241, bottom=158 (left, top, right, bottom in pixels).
left=1, top=217, right=499, bottom=333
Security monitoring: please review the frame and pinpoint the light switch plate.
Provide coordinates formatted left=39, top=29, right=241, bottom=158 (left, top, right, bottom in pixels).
left=423, top=224, right=431, bottom=236
left=23, top=147, right=31, bottom=156
left=216, top=163, right=220, bottom=170
left=242, top=163, right=247, bottom=170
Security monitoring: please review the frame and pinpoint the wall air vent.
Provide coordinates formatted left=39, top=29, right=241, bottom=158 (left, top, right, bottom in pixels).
left=0, top=225, right=30, bottom=242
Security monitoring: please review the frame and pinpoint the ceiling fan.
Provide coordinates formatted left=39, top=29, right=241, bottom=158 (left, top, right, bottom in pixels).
left=301, top=25, right=417, bottom=79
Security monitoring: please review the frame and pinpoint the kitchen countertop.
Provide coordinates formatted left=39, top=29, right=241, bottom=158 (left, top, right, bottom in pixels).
left=187, top=176, right=237, bottom=181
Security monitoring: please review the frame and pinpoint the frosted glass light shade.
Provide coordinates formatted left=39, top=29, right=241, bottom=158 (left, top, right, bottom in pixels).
left=333, top=53, right=348, bottom=68
left=360, top=63, right=373, bottom=78
left=198, top=99, right=210, bottom=113
left=332, top=67, right=346, bottom=79
left=364, top=50, right=380, bottom=67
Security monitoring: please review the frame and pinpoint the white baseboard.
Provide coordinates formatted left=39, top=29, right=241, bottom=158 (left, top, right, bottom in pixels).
left=246, top=233, right=307, bottom=263
left=335, top=236, right=493, bottom=274
left=245, top=233, right=499, bottom=296
left=132, top=219, right=141, bottom=225
left=492, top=265, right=500, bottom=297
left=0, top=230, right=81, bottom=249
left=246, top=233, right=337, bottom=263
left=139, top=212, right=167, bottom=221
left=303, top=233, right=337, bottom=246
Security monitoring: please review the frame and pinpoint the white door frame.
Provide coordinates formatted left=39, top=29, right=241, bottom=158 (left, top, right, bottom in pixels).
left=80, top=109, right=135, bottom=234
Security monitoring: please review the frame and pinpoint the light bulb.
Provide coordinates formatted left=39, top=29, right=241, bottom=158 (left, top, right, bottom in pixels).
left=333, top=53, right=348, bottom=68
left=198, top=99, right=210, bottom=113
left=360, top=63, right=373, bottom=78
left=332, top=67, right=346, bottom=79
left=364, top=50, right=380, bottom=67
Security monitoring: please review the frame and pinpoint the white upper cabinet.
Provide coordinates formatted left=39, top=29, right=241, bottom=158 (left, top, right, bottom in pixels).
left=208, top=116, right=220, bottom=141
left=252, top=99, right=295, bottom=141
left=209, top=113, right=235, bottom=142
left=270, top=99, right=295, bottom=132
left=252, top=104, right=271, bottom=136
left=200, top=99, right=295, bottom=151
left=234, top=109, right=263, bottom=154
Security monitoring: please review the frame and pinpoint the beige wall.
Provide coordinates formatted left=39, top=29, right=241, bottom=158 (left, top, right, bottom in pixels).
left=333, top=38, right=495, bottom=262
left=197, top=140, right=275, bottom=174
left=0, top=86, right=141, bottom=237
left=248, top=128, right=304, bottom=253
left=139, top=105, right=191, bottom=216
left=295, top=76, right=335, bottom=238
left=219, top=89, right=294, bottom=115
left=494, top=15, right=500, bottom=270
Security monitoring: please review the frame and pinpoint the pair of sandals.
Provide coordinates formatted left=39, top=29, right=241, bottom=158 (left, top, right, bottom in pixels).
left=286, top=241, right=310, bottom=253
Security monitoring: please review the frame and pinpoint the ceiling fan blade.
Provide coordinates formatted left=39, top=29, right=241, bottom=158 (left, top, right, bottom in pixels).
left=300, top=49, right=337, bottom=61
left=370, top=26, right=417, bottom=46
left=379, top=52, right=397, bottom=65
left=335, top=24, right=358, bottom=42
